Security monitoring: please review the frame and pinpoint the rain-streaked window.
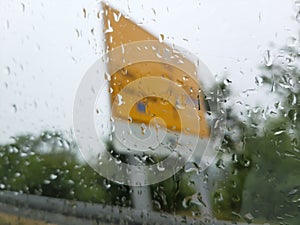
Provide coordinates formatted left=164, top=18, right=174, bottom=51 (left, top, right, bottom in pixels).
left=1, top=0, right=300, bottom=224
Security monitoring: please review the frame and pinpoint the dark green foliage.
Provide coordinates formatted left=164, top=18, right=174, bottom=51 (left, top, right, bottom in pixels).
left=0, top=132, right=131, bottom=206
left=212, top=42, right=300, bottom=224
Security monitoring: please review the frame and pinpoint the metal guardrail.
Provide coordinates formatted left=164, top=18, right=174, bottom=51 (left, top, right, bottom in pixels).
left=0, top=191, right=222, bottom=225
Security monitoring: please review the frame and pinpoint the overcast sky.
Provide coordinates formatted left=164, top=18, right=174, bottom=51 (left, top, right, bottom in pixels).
left=0, top=0, right=299, bottom=143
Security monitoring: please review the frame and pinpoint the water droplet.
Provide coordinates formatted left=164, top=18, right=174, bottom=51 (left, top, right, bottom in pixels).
left=232, top=153, right=238, bottom=163
left=140, top=123, right=147, bottom=135
left=75, top=29, right=81, bottom=38
left=274, top=129, right=285, bottom=135
left=156, top=51, right=162, bottom=59
left=258, top=12, right=262, bottom=22
left=216, top=159, right=225, bottom=169
left=68, top=179, right=75, bottom=185
left=44, top=179, right=51, bottom=184
left=223, top=79, right=232, bottom=86
left=296, top=11, right=300, bottom=23
left=213, top=191, right=224, bottom=202
left=175, top=95, right=186, bottom=109
left=244, top=213, right=254, bottom=223
left=50, top=174, right=58, bottom=180
left=113, top=12, right=121, bottom=22
left=182, top=196, right=192, bottom=208
left=21, top=3, right=25, bottom=12
left=114, top=157, right=122, bottom=164
left=240, top=157, right=251, bottom=167
left=104, top=20, right=114, bottom=33
left=288, top=188, right=298, bottom=196
left=214, top=119, right=221, bottom=129
left=97, top=10, right=102, bottom=19
left=264, top=50, right=273, bottom=67
left=104, top=72, right=111, bottom=81
left=157, top=163, right=165, bottom=171
left=12, top=104, right=17, bottom=113
left=195, top=193, right=207, bottom=207
left=128, top=116, right=132, bottom=123
left=20, top=152, right=27, bottom=157
left=152, top=8, right=156, bottom=16
left=103, top=179, right=111, bottom=189
left=271, top=82, right=276, bottom=92
left=153, top=200, right=161, bottom=209
left=3, top=66, right=11, bottom=75
left=182, top=75, right=189, bottom=81
left=232, top=194, right=240, bottom=202
left=5, top=20, right=9, bottom=29
left=287, top=36, right=297, bottom=47
left=15, top=172, right=21, bottom=177
left=83, top=8, right=87, bottom=18
left=255, top=76, right=263, bottom=86
left=159, top=34, right=164, bottom=42
left=291, top=94, right=297, bottom=106
left=116, top=94, right=125, bottom=106
left=176, top=79, right=184, bottom=87
left=159, top=99, right=168, bottom=105
left=184, top=162, right=201, bottom=173
left=177, top=59, right=184, bottom=64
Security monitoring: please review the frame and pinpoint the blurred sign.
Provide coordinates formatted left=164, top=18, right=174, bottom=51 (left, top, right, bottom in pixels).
left=103, top=4, right=209, bottom=138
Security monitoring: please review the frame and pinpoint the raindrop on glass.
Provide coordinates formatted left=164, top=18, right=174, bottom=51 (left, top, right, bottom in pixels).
left=159, top=34, right=164, bottom=43
left=296, top=10, right=300, bottom=23
left=104, top=72, right=111, bottom=81
left=116, top=94, right=125, bottom=106
left=12, top=104, right=17, bottom=113
left=3, top=66, right=11, bottom=75
left=113, top=12, right=121, bottom=22
left=21, top=2, right=25, bottom=12
left=83, top=8, right=87, bottom=18
left=264, top=50, right=273, bottom=67
left=50, top=174, right=58, bottom=180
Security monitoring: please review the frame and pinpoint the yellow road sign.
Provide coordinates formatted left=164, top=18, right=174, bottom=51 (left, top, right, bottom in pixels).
left=103, top=4, right=209, bottom=138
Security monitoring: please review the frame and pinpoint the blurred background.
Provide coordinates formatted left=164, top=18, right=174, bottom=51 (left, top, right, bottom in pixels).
left=0, top=0, right=300, bottom=224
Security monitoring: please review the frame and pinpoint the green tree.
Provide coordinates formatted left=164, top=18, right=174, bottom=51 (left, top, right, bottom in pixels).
left=239, top=43, right=300, bottom=224
left=212, top=40, right=300, bottom=224
left=0, top=131, right=131, bottom=206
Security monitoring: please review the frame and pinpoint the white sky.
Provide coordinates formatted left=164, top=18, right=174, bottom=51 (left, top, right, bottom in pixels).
left=0, top=0, right=299, bottom=143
